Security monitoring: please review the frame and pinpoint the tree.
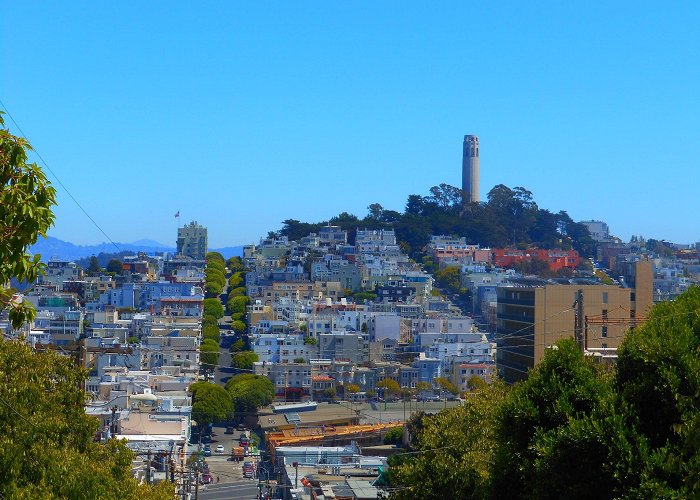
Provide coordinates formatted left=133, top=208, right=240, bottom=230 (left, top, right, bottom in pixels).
left=230, top=320, right=246, bottom=334
left=225, top=374, right=275, bottom=413
left=87, top=255, right=102, bottom=275
left=435, top=377, right=459, bottom=396
left=388, top=384, right=507, bottom=499
left=434, top=266, right=462, bottom=294
left=415, top=381, right=432, bottom=394
left=466, top=375, right=487, bottom=392
left=1, top=114, right=57, bottom=328
left=127, top=335, right=139, bottom=344
left=200, top=339, right=220, bottom=368
left=353, top=292, right=377, bottom=303
left=228, top=273, right=244, bottom=289
left=383, top=426, right=403, bottom=445
left=0, top=339, right=170, bottom=498
left=190, top=382, right=232, bottom=427
left=203, top=298, right=224, bottom=319
left=226, top=295, right=249, bottom=316
left=346, top=383, right=360, bottom=394
left=324, top=387, right=337, bottom=401
left=377, top=378, right=401, bottom=397
left=228, top=286, right=246, bottom=298
left=229, top=339, right=246, bottom=353
left=231, top=351, right=259, bottom=371
left=202, top=324, right=221, bottom=343
left=205, top=251, right=225, bottom=264
left=106, top=259, right=123, bottom=274
left=304, top=336, right=317, bottom=346
left=226, top=256, right=244, bottom=272
left=293, top=357, right=306, bottom=364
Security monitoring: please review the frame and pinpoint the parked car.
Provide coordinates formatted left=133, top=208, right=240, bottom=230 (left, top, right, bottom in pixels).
left=237, top=423, right=247, bottom=431
left=215, top=445, right=225, bottom=454
left=200, top=473, right=213, bottom=484
left=225, top=426, right=235, bottom=434
left=203, top=446, right=211, bottom=457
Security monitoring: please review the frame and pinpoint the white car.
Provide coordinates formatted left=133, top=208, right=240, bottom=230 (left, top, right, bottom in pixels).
left=215, top=445, right=225, bottom=454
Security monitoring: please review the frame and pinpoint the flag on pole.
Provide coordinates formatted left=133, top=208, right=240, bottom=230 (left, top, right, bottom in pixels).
left=174, top=210, right=180, bottom=218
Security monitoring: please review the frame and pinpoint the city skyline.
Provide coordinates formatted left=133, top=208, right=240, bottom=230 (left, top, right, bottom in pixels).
left=2, top=2, right=699, bottom=247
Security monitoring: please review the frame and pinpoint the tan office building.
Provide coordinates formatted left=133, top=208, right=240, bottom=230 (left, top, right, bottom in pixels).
left=496, top=261, right=653, bottom=383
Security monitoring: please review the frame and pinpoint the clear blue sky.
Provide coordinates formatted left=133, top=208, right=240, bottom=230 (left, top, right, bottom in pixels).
left=2, top=1, right=699, bottom=248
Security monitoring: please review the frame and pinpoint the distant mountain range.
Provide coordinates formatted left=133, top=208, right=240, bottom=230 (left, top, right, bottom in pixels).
left=29, top=236, right=243, bottom=262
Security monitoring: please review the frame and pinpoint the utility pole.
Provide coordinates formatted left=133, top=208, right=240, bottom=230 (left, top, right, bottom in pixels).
left=573, top=290, right=584, bottom=353
left=146, top=450, right=151, bottom=485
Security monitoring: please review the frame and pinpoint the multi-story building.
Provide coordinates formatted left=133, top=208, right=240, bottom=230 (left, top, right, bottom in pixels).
left=176, top=221, right=208, bottom=260
left=496, top=261, right=653, bottom=383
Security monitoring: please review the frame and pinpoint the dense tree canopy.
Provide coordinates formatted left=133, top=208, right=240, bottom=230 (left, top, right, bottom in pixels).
left=190, top=381, right=232, bottom=427
left=387, top=287, right=700, bottom=498
left=203, top=298, right=224, bottom=319
left=231, top=351, right=258, bottom=370
left=200, top=339, right=220, bottom=368
left=273, top=183, right=596, bottom=259
left=225, top=374, right=275, bottom=414
left=0, top=340, right=170, bottom=498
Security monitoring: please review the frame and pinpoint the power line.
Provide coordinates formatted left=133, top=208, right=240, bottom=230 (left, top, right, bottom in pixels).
left=0, top=99, right=121, bottom=253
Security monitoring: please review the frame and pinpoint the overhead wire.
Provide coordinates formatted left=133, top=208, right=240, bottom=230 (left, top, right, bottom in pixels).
left=0, top=98, right=122, bottom=253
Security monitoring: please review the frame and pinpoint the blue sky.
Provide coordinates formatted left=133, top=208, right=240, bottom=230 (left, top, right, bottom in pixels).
left=2, top=2, right=699, bottom=248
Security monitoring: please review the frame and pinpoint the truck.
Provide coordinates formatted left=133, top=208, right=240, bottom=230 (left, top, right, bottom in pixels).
left=232, top=447, right=244, bottom=462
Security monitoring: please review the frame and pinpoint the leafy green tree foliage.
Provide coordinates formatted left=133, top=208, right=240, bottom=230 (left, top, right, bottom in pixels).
left=293, top=357, right=306, bottom=364
left=227, top=272, right=244, bottom=289
left=229, top=339, right=246, bottom=353
left=230, top=320, right=246, bottom=334
left=0, top=340, right=170, bottom=498
left=200, top=339, right=220, bottom=368
left=202, top=314, right=219, bottom=328
left=106, top=259, right=123, bottom=274
left=491, top=339, right=616, bottom=498
left=303, top=336, right=317, bottom=345
left=225, top=374, right=274, bottom=413
left=228, top=286, right=246, bottom=298
left=1, top=115, right=56, bottom=329
left=189, top=381, right=232, bottom=427
left=127, top=335, right=139, bottom=344
left=383, top=426, right=403, bottom=445
left=614, top=287, right=700, bottom=496
left=226, top=295, right=249, bottom=316
left=435, top=377, right=459, bottom=396
left=434, top=266, right=462, bottom=294
left=205, top=251, right=225, bottom=264
left=346, top=383, right=360, bottom=394
left=389, top=384, right=507, bottom=499
left=87, top=255, right=102, bottom=275
left=353, top=292, right=377, bottom=303
left=231, top=312, right=246, bottom=321
left=232, top=351, right=258, bottom=370
left=377, top=378, right=401, bottom=397
left=202, top=324, right=221, bottom=343
left=226, top=256, right=244, bottom=272
left=203, top=298, right=224, bottom=319
left=204, top=280, right=223, bottom=297
left=324, top=387, right=337, bottom=401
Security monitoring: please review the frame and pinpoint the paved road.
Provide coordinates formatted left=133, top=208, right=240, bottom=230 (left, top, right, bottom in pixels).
left=198, top=479, right=262, bottom=500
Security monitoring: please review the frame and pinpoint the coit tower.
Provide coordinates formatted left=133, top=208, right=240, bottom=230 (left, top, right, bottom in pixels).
left=462, top=134, right=480, bottom=204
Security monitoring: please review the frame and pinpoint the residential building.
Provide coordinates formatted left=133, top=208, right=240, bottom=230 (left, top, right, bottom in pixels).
left=176, top=220, right=208, bottom=260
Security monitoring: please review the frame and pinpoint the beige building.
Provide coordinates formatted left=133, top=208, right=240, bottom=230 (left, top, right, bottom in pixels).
left=497, top=261, right=653, bottom=383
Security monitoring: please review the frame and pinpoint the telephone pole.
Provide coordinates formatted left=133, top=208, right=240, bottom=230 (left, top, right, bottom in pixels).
left=573, top=290, right=584, bottom=353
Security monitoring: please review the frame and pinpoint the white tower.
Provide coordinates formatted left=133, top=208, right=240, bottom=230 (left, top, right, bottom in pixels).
left=462, top=135, right=480, bottom=204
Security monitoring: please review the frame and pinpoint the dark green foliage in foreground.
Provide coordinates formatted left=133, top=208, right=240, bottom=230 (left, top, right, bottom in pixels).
left=388, top=287, right=700, bottom=499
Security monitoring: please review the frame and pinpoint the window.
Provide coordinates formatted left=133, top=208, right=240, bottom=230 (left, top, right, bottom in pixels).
left=602, top=292, right=608, bottom=304
left=602, top=309, right=608, bottom=319
left=601, top=343, right=608, bottom=348
left=602, top=326, right=608, bottom=338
